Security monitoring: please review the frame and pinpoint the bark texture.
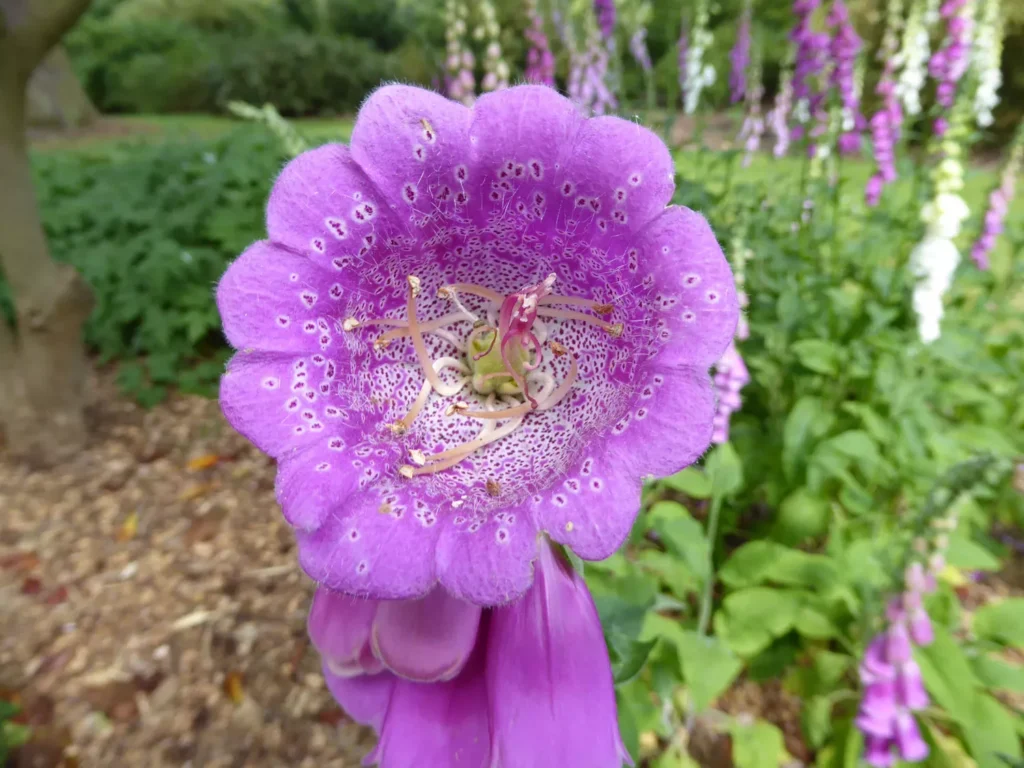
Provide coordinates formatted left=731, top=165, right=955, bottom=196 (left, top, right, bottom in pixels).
left=27, top=45, right=96, bottom=128
left=1, top=0, right=95, bottom=467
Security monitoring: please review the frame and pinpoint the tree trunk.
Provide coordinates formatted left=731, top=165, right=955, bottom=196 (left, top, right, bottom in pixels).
left=0, top=2, right=95, bottom=467
left=27, top=45, right=96, bottom=129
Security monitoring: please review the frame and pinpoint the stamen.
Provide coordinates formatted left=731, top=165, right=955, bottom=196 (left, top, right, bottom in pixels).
left=536, top=307, right=623, bottom=336
left=406, top=277, right=452, bottom=395
left=459, top=370, right=558, bottom=420
left=445, top=401, right=470, bottom=416
left=539, top=295, right=615, bottom=315
left=486, top=479, right=501, bottom=497
left=441, top=283, right=505, bottom=305
left=374, top=312, right=476, bottom=346
left=535, top=354, right=578, bottom=411
left=549, top=341, right=567, bottom=357
left=467, top=325, right=498, bottom=361
left=402, top=416, right=525, bottom=475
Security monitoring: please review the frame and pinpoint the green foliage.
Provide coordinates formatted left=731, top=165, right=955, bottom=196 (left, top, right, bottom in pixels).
left=20, top=127, right=291, bottom=401
left=68, top=20, right=397, bottom=116
left=0, top=700, right=30, bottom=765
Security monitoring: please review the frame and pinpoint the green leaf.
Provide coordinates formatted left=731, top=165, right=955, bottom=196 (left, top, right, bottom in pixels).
left=612, top=639, right=659, bottom=685
left=962, top=694, right=1022, bottom=768
left=795, top=602, right=839, bottom=639
left=705, top=442, right=744, bottom=498
left=915, top=627, right=983, bottom=726
left=792, top=339, right=841, bottom=375
left=921, top=720, right=978, bottom=768
left=648, top=501, right=710, bottom=582
left=718, top=588, right=801, bottom=657
left=973, top=598, right=1024, bottom=647
left=729, top=718, right=788, bottom=768
left=674, top=631, right=743, bottom=712
left=663, top=467, right=712, bottom=498
left=782, top=396, right=833, bottom=481
left=718, top=541, right=838, bottom=591
left=971, top=655, right=1024, bottom=693
left=946, top=535, right=1003, bottom=571
left=773, top=489, right=830, bottom=543
left=803, top=696, right=833, bottom=749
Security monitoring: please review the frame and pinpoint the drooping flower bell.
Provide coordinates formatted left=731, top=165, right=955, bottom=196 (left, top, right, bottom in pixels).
left=217, top=83, right=737, bottom=606
left=311, top=539, right=631, bottom=767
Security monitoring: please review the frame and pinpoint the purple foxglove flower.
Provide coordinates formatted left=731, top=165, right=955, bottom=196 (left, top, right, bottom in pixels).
left=972, top=136, right=1022, bottom=269
left=827, top=0, right=864, bottom=156
left=216, top=84, right=737, bottom=607
left=711, top=341, right=749, bottom=444
left=929, top=0, right=974, bottom=133
left=525, top=0, right=556, bottom=86
left=594, top=0, right=616, bottom=40
left=908, top=607, right=934, bottom=646
left=861, top=636, right=896, bottom=682
left=886, top=622, right=913, bottom=663
left=896, top=659, right=930, bottom=711
left=894, top=710, right=929, bottom=762
left=865, top=736, right=896, bottom=768
left=319, top=540, right=630, bottom=767
left=730, top=8, right=752, bottom=104
left=630, top=27, right=653, bottom=73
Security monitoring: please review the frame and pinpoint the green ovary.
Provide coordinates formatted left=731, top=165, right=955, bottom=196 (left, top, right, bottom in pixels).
left=468, top=329, right=528, bottom=396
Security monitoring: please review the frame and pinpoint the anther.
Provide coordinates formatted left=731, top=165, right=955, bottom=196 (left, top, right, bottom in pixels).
left=378, top=502, right=393, bottom=515
left=409, top=449, right=427, bottom=466
left=593, top=303, right=614, bottom=315
left=606, top=323, right=624, bottom=338
left=398, top=465, right=415, bottom=479
left=407, top=275, right=422, bottom=297
left=486, top=479, right=501, bottom=497
left=343, top=317, right=360, bottom=331
left=549, top=341, right=567, bottom=357
left=374, top=336, right=392, bottom=350
left=445, top=401, right=470, bottom=416
left=387, top=422, right=407, bottom=436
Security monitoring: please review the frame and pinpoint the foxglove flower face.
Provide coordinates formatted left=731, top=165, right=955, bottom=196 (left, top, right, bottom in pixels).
left=217, top=85, right=737, bottom=606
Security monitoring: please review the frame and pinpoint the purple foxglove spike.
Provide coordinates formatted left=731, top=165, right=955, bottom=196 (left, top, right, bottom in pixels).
left=371, top=587, right=483, bottom=682
left=487, top=540, right=632, bottom=767
left=864, top=736, right=896, bottom=768
left=730, top=10, right=752, bottom=103
left=216, top=83, right=737, bottom=606
left=861, top=636, right=896, bottom=682
left=308, top=587, right=383, bottom=677
left=896, top=660, right=930, bottom=711
left=886, top=623, right=912, bottom=664
left=908, top=607, right=934, bottom=646
left=594, top=0, right=616, bottom=40
left=904, top=562, right=928, bottom=594
left=894, top=710, right=929, bottom=762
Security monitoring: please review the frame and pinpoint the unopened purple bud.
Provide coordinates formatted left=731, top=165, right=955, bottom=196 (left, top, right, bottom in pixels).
left=894, top=710, right=929, bottom=762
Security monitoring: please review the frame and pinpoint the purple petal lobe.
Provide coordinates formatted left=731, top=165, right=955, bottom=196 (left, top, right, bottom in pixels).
left=487, top=541, right=629, bottom=767
left=323, top=664, right=395, bottom=732
left=368, top=625, right=491, bottom=768
left=371, top=588, right=482, bottom=682
left=308, top=587, right=381, bottom=677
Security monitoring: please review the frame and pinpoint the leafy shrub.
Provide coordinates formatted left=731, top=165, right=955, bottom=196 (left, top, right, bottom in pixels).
left=68, top=21, right=397, bottom=116
left=24, top=127, right=286, bottom=402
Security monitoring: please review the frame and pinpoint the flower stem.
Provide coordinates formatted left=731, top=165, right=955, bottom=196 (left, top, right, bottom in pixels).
left=696, top=494, right=723, bottom=636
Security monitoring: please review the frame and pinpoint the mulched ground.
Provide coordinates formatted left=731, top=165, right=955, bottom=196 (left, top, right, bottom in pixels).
left=0, top=372, right=373, bottom=767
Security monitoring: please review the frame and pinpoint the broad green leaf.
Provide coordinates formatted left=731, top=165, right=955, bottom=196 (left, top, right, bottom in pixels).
left=971, top=655, right=1024, bottom=693
left=946, top=535, right=1003, bottom=571
left=648, top=501, right=710, bottom=582
left=719, top=541, right=838, bottom=591
left=664, top=467, right=712, bottom=498
left=729, top=718, right=789, bottom=768
left=773, top=489, right=830, bottom=543
left=719, top=588, right=801, bottom=657
left=914, top=627, right=983, bottom=726
left=612, top=639, right=659, bottom=685
left=706, top=442, right=744, bottom=498
left=962, top=694, right=1022, bottom=768
left=795, top=603, right=839, bottom=639
left=674, top=631, right=743, bottom=712
left=782, top=396, right=833, bottom=481
left=792, top=339, right=841, bottom=375
left=921, top=721, right=978, bottom=768
left=803, top=696, right=833, bottom=749
left=637, top=550, right=700, bottom=599
left=972, top=598, right=1024, bottom=647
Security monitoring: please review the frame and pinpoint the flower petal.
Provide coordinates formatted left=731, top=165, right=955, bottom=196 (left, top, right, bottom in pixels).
left=219, top=351, right=356, bottom=461
left=535, top=454, right=642, bottom=561
left=609, top=364, right=717, bottom=479
left=266, top=143, right=408, bottom=272
left=487, top=542, right=629, bottom=768
left=640, top=205, right=739, bottom=368
left=350, top=84, right=473, bottom=216
left=275, top=441, right=363, bottom=530
left=296, top=490, right=443, bottom=600
left=371, top=588, right=482, bottom=682
left=367, top=623, right=491, bottom=768
left=217, top=240, right=346, bottom=354
left=436, top=505, right=540, bottom=606
left=308, top=587, right=381, bottom=677
left=322, top=664, right=395, bottom=733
